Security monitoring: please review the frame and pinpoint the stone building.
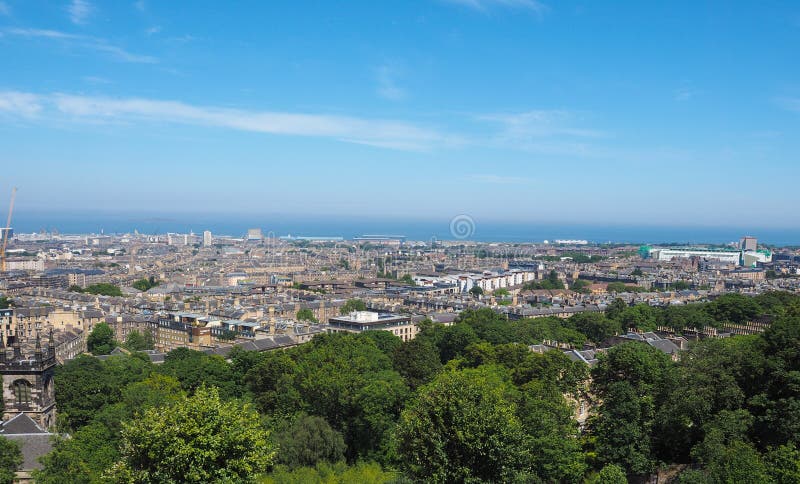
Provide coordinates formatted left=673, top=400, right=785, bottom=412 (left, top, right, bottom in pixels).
left=0, top=330, right=57, bottom=430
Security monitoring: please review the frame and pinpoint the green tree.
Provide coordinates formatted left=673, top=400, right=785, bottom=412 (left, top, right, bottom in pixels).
left=468, top=285, right=484, bottom=297
left=290, top=334, right=408, bottom=462
left=108, top=386, right=275, bottom=483
left=605, top=298, right=627, bottom=321
left=55, top=355, right=116, bottom=430
left=704, top=440, right=771, bottom=484
left=0, top=437, right=21, bottom=484
left=399, top=274, right=416, bottom=286
left=87, top=322, right=117, bottom=355
left=132, top=277, right=159, bottom=292
left=121, top=374, right=185, bottom=413
left=670, top=280, right=691, bottom=291
left=273, top=414, right=346, bottom=469
left=123, top=330, right=153, bottom=351
left=569, top=311, right=621, bottom=342
left=246, top=351, right=303, bottom=416
left=590, top=381, right=656, bottom=475
left=571, top=279, right=591, bottom=293
left=392, top=337, right=442, bottom=389
left=395, top=366, right=531, bottom=482
left=436, top=323, right=479, bottom=363
left=158, top=348, right=241, bottom=398
left=34, top=421, right=119, bottom=483
left=766, top=443, right=800, bottom=484
left=590, top=343, right=674, bottom=475
left=547, top=269, right=564, bottom=288
left=83, top=283, right=123, bottom=297
left=588, top=464, right=627, bottom=484
left=0, top=296, right=11, bottom=310
left=705, top=293, right=761, bottom=326
left=262, top=461, right=396, bottom=484
left=617, top=304, right=660, bottom=332
left=358, top=331, right=402, bottom=357
left=340, top=299, right=367, bottom=314
left=296, top=308, right=318, bottom=323
left=518, top=380, right=586, bottom=481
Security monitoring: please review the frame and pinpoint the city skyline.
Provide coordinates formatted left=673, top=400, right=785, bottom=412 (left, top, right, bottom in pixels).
left=2, top=1, right=800, bottom=226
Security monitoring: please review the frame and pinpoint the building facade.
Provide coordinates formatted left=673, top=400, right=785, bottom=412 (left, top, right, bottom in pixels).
left=328, top=311, right=417, bottom=342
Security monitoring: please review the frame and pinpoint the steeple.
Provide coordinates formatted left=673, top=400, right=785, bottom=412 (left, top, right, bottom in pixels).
left=12, top=330, right=21, bottom=360
left=34, top=333, right=42, bottom=361
left=48, top=328, right=55, bottom=357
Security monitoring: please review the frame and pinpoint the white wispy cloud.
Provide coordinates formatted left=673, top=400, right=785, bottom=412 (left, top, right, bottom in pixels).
left=0, top=91, right=457, bottom=151
left=443, top=0, right=548, bottom=14
left=145, top=26, right=162, bottom=36
left=480, top=110, right=605, bottom=139
left=0, top=91, right=43, bottom=117
left=376, top=65, right=406, bottom=101
left=466, top=174, right=535, bottom=185
left=133, top=0, right=146, bottom=12
left=477, top=110, right=608, bottom=157
left=0, top=2, right=10, bottom=16
left=68, top=0, right=92, bottom=25
left=4, top=28, right=157, bottom=63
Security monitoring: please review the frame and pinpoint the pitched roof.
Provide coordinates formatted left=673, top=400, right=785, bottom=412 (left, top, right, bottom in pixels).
left=1, top=414, right=55, bottom=470
left=0, top=414, right=47, bottom=435
left=5, top=434, right=53, bottom=470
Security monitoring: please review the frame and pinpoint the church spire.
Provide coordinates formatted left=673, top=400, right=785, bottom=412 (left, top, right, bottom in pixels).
left=48, top=328, right=55, bottom=357
left=12, top=330, right=21, bottom=360
left=35, top=332, right=42, bottom=361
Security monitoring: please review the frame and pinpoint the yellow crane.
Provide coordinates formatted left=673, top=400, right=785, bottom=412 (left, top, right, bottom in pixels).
left=1, top=187, right=17, bottom=272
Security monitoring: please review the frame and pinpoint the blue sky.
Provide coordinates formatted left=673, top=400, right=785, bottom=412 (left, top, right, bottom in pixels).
left=1, top=0, right=799, bottom=226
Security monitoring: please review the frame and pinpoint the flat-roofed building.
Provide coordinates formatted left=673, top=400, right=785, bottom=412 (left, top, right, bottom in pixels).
left=328, top=311, right=417, bottom=342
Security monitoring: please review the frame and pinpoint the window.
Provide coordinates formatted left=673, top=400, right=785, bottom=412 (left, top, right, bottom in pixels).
left=13, top=380, right=32, bottom=406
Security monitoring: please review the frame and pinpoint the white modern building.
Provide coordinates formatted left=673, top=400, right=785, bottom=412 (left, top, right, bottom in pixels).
left=649, top=248, right=741, bottom=264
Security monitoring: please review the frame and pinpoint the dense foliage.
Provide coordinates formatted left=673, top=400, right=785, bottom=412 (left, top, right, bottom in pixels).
left=83, top=283, right=124, bottom=297
left=86, top=322, right=117, bottom=355
left=35, top=291, right=800, bottom=482
left=0, top=437, right=22, bottom=484
left=339, top=298, right=367, bottom=314
left=131, top=277, right=159, bottom=292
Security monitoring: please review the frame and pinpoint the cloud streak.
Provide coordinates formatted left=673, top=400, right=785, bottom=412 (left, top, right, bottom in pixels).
left=4, top=28, right=157, bottom=63
left=0, top=91, right=457, bottom=151
left=443, top=0, right=548, bottom=14
left=480, top=110, right=605, bottom=139
left=0, top=91, right=42, bottom=117
left=68, top=0, right=92, bottom=25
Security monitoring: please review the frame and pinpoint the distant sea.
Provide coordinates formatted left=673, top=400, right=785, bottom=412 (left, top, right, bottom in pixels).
left=10, top=211, right=800, bottom=246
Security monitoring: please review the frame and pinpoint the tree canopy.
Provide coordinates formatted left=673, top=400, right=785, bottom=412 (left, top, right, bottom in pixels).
left=33, top=290, right=800, bottom=482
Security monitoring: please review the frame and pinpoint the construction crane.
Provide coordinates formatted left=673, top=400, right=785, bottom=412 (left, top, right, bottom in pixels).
left=1, top=187, right=17, bottom=272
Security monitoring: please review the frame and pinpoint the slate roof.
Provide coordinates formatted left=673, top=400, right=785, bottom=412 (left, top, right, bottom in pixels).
left=0, top=414, right=47, bottom=435
left=0, top=414, right=55, bottom=471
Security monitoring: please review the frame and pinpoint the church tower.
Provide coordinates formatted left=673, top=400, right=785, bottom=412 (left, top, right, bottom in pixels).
left=0, top=324, right=57, bottom=430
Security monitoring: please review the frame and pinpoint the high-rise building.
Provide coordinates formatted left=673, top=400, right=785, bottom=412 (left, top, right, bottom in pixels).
left=740, top=236, right=757, bottom=252
left=203, top=230, right=212, bottom=247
